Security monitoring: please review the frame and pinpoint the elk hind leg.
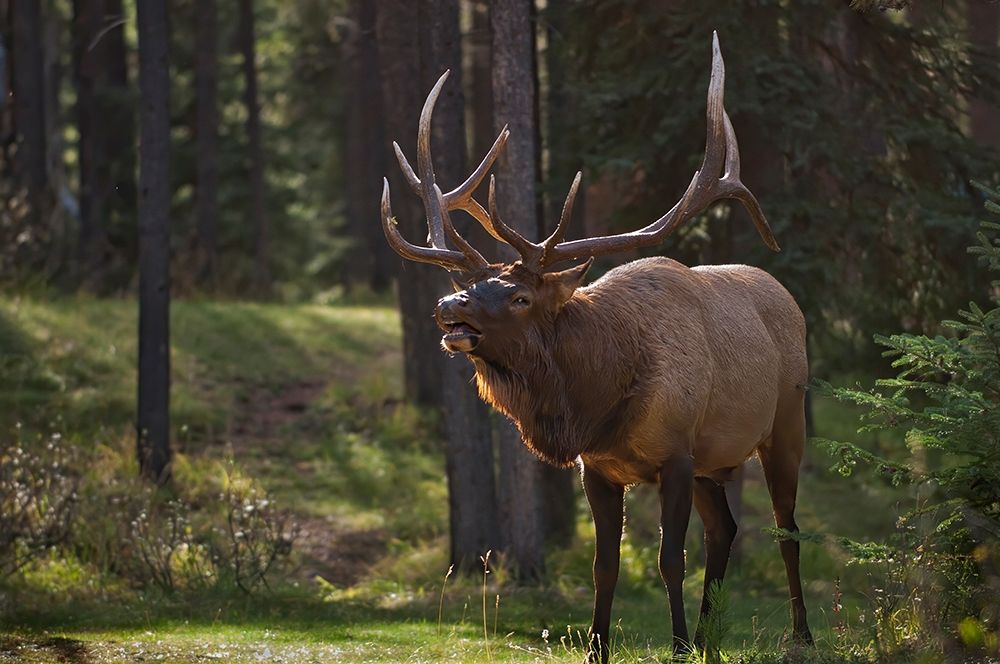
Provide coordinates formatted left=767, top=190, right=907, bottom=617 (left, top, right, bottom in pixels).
left=692, top=476, right=737, bottom=648
left=758, top=403, right=813, bottom=644
left=658, top=455, right=694, bottom=653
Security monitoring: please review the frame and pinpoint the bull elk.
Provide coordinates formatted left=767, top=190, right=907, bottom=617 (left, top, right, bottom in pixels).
left=380, top=34, right=812, bottom=661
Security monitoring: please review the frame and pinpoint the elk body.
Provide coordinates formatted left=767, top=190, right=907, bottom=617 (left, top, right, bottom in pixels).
left=380, top=34, right=813, bottom=661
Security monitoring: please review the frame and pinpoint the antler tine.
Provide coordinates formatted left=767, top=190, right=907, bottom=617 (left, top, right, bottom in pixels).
left=699, top=31, right=727, bottom=187
left=488, top=175, right=544, bottom=263
left=721, top=111, right=740, bottom=180
left=720, top=111, right=780, bottom=251
left=384, top=71, right=550, bottom=265
left=443, top=126, right=511, bottom=242
left=445, top=126, right=510, bottom=206
left=540, top=31, right=780, bottom=268
left=541, top=171, right=582, bottom=258
left=436, top=183, right=490, bottom=267
left=455, top=198, right=507, bottom=243
left=415, top=71, right=451, bottom=250
left=379, top=70, right=490, bottom=274
left=392, top=141, right=420, bottom=194
left=381, top=179, right=479, bottom=272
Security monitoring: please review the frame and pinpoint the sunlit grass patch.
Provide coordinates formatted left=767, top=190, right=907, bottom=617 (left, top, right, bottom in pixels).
left=0, top=297, right=402, bottom=440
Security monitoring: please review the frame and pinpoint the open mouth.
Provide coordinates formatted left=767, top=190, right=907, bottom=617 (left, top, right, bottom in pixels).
left=441, top=321, right=482, bottom=353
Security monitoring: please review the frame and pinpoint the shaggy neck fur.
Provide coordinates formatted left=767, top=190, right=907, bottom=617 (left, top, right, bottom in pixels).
left=469, top=291, right=638, bottom=467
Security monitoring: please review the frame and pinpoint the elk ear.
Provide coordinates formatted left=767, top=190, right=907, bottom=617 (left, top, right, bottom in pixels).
left=450, top=275, right=471, bottom=292
left=545, top=257, right=593, bottom=304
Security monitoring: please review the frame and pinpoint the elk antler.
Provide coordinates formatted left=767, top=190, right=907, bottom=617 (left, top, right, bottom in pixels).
left=533, top=31, right=780, bottom=269
left=381, top=70, right=513, bottom=274
left=382, top=34, right=778, bottom=275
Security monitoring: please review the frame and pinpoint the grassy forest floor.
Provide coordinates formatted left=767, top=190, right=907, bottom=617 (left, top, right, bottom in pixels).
left=0, top=297, right=906, bottom=663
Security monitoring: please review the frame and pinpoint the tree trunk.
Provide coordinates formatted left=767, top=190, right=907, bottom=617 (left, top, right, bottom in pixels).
left=40, top=0, right=68, bottom=278
left=375, top=0, right=445, bottom=407
left=136, top=0, right=171, bottom=484
left=491, top=0, right=546, bottom=581
left=72, top=0, right=107, bottom=278
left=375, top=0, right=501, bottom=572
left=0, top=2, right=12, bottom=210
left=424, top=0, right=502, bottom=574
left=467, top=0, right=493, bottom=187
left=967, top=0, right=1000, bottom=151
left=102, top=0, right=135, bottom=274
left=0, top=4, right=12, bottom=231
left=238, top=0, right=269, bottom=294
left=195, top=0, right=219, bottom=283
left=537, top=0, right=578, bottom=547
left=11, top=0, right=48, bottom=227
left=541, top=463, right=577, bottom=548
left=450, top=0, right=497, bottom=262
left=343, top=0, right=389, bottom=291
left=442, top=356, right=500, bottom=572
left=72, top=0, right=134, bottom=286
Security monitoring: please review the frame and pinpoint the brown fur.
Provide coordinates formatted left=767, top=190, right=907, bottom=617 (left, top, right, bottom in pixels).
left=456, top=256, right=807, bottom=484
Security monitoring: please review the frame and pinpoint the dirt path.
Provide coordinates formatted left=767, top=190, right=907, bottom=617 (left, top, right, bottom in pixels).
left=0, top=636, right=92, bottom=663
left=225, top=380, right=387, bottom=588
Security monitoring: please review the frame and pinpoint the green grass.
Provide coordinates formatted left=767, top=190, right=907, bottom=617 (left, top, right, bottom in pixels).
left=0, top=296, right=913, bottom=663
left=0, top=297, right=401, bottom=436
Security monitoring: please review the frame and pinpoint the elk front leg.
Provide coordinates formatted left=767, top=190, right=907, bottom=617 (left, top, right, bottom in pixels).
left=658, top=455, right=694, bottom=654
left=583, top=465, right=624, bottom=664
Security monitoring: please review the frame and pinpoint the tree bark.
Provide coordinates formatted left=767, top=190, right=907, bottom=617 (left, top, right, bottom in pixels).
left=541, top=463, right=577, bottom=548
left=375, top=0, right=445, bottom=407
left=424, top=0, right=502, bottom=573
left=343, top=0, right=389, bottom=291
left=39, top=0, right=71, bottom=279
left=467, top=0, right=493, bottom=187
left=0, top=2, right=12, bottom=212
left=238, top=0, right=269, bottom=294
left=967, top=0, right=1000, bottom=151
left=491, top=0, right=546, bottom=581
left=450, top=0, right=496, bottom=261
left=442, top=356, right=500, bottom=572
left=195, top=0, right=219, bottom=283
left=102, top=0, right=135, bottom=271
left=72, top=0, right=134, bottom=285
left=375, top=0, right=501, bottom=572
left=538, top=0, right=578, bottom=547
left=72, top=0, right=105, bottom=276
left=11, top=0, right=48, bottom=227
left=136, top=0, right=171, bottom=484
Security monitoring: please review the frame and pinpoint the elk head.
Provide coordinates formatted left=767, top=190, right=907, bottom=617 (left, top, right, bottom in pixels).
left=380, top=33, right=779, bottom=367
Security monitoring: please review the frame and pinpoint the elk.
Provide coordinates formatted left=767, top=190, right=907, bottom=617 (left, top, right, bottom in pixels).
left=380, top=34, right=812, bottom=661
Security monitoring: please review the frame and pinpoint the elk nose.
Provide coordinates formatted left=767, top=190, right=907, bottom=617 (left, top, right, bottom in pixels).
left=438, top=292, right=469, bottom=310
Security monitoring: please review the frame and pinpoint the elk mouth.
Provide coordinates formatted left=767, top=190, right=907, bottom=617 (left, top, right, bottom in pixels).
left=441, top=321, right=482, bottom=353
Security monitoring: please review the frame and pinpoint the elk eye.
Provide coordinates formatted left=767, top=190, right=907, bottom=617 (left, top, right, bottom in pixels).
left=512, top=296, right=530, bottom=307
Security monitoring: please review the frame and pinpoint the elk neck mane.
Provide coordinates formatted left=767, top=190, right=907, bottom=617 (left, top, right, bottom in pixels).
left=469, top=285, right=640, bottom=467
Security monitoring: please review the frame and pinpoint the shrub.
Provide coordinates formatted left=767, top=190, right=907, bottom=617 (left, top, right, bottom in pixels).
left=120, top=461, right=298, bottom=595
left=217, top=464, right=298, bottom=594
left=2, top=430, right=297, bottom=596
left=0, top=431, right=78, bottom=577
left=816, top=181, right=1000, bottom=657
left=128, top=493, right=215, bottom=592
